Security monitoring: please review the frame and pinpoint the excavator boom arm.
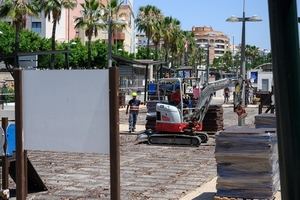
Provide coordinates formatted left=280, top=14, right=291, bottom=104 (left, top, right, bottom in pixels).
left=191, top=79, right=231, bottom=122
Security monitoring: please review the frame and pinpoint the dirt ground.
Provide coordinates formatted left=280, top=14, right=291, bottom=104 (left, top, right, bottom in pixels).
left=9, top=97, right=262, bottom=200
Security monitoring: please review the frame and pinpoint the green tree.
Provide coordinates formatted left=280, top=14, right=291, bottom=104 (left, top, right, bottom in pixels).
left=36, top=0, right=77, bottom=68
left=0, top=21, right=15, bottom=56
left=136, top=46, right=155, bottom=59
left=212, top=51, right=236, bottom=72
left=161, top=16, right=181, bottom=64
left=75, top=0, right=104, bottom=68
left=68, top=39, right=88, bottom=68
left=0, top=21, right=52, bottom=67
left=170, top=29, right=184, bottom=66
left=0, top=0, right=38, bottom=67
left=136, top=5, right=162, bottom=58
left=92, top=40, right=108, bottom=68
left=150, top=12, right=163, bottom=60
left=245, top=45, right=260, bottom=69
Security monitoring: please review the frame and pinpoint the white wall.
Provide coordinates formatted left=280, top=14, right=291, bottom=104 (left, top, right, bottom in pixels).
left=45, top=9, right=67, bottom=41
left=23, top=70, right=109, bottom=154
left=258, top=72, right=273, bottom=91
left=248, top=70, right=273, bottom=92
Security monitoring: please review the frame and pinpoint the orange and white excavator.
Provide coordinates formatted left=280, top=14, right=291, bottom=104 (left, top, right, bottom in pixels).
left=144, top=77, right=231, bottom=146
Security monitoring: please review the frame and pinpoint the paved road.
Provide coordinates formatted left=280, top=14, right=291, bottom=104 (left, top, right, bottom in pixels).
left=11, top=98, right=260, bottom=199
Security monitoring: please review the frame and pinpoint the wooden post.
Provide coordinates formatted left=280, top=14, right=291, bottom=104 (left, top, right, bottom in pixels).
left=24, top=150, right=28, bottom=197
left=1, top=117, right=9, bottom=189
left=14, top=69, right=26, bottom=199
left=109, top=67, right=120, bottom=200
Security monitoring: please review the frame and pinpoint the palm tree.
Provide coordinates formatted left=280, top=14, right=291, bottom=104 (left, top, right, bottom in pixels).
left=170, top=29, right=184, bottom=66
left=102, top=0, right=126, bottom=49
left=0, top=0, right=37, bottom=68
left=37, top=0, right=77, bottom=68
left=136, top=5, right=162, bottom=58
left=161, top=16, right=181, bottom=64
left=181, top=31, right=196, bottom=66
left=151, top=16, right=163, bottom=60
left=245, top=45, right=260, bottom=69
left=75, top=0, right=104, bottom=68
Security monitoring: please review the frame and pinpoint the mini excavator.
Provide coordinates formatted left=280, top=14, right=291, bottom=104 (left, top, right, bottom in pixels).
left=143, top=78, right=231, bottom=146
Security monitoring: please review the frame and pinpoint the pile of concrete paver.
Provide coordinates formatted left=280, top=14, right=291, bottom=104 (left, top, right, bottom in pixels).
left=255, top=113, right=277, bottom=128
left=203, top=105, right=224, bottom=132
left=215, top=125, right=279, bottom=199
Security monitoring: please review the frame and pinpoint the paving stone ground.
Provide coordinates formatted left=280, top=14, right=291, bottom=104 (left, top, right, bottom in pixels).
left=8, top=97, right=260, bottom=199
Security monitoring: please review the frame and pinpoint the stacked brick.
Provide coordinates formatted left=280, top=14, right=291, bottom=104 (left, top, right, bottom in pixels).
left=255, top=113, right=276, bottom=128
left=215, top=126, right=279, bottom=199
left=203, top=105, right=224, bottom=132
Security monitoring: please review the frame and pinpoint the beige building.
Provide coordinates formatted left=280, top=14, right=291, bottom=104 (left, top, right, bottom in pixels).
left=192, top=26, right=230, bottom=64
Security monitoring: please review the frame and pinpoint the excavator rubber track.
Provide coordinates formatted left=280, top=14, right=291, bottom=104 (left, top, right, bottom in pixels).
left=194, top=132, right=209, bottom=143
left=148, top=134, right=201, bottom=146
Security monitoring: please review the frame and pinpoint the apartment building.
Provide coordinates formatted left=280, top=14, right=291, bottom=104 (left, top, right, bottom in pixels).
left=192, top=26, right=230, bottom=64
left=1, top=0, right=135, bottom=53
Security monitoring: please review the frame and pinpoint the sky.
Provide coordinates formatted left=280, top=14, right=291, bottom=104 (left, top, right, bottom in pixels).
left=134, top=0, right=300, bottom=50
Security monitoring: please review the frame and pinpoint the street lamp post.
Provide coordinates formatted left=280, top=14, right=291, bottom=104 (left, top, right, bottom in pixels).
left=108, top=1, right=113, bottom=68
left=206, top=44, right=210, bottom=84
left=200, top=44, right=210, bottom=84
left=226, top=0, right=262, bottom=126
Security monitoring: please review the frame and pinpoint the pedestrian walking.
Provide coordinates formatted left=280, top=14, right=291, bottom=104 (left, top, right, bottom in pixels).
left=126, top=92, right=141, bottom=133
left=223, top=87, right=230, bottom=103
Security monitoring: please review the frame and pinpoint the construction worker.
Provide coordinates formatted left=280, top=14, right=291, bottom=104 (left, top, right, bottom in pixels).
left=126, top=92, right=141, bottom=133
left=170, top=86, right=181, bottom=106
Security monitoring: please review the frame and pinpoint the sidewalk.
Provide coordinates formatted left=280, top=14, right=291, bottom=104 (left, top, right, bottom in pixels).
left=211, top=96, right=259, bottom=108
left=180, top=177, right=281, bottom=200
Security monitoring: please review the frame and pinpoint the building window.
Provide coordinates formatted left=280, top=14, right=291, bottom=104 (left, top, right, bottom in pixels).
left=31, top=22, right=42, bottom=34
left=215, top=45, right=225, bottom=49
left=215, top=50, right=224, bottom=54
left=215, top=39, right=225, bottom=43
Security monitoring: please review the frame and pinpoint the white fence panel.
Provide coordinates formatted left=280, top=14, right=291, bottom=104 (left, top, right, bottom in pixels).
left=23, top=70, right=109, bottom=154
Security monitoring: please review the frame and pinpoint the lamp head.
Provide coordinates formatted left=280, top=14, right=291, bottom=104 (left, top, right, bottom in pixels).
left=226, top=16, right=241, bottom=22
left=248, top=15, right=262, bottom=22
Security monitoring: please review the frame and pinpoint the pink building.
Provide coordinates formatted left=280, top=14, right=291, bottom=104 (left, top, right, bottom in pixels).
left=23, top=0, right=135, bottom=52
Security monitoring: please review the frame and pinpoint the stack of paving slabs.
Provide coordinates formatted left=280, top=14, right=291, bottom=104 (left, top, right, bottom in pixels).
left=255, top=113, right=277, bottom=129
left=215, top=126, right=279, bottom=199
left=203, top=105, right=224, bottom=132
left=145, top=101, right=159, bottom=130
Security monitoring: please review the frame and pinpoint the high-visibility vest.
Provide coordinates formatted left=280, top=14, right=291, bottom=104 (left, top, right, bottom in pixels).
left=129, top=99, right=140, bottom=112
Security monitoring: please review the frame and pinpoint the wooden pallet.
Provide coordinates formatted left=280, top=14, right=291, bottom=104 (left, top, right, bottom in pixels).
left=214, top=196, right=275, bottom=200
